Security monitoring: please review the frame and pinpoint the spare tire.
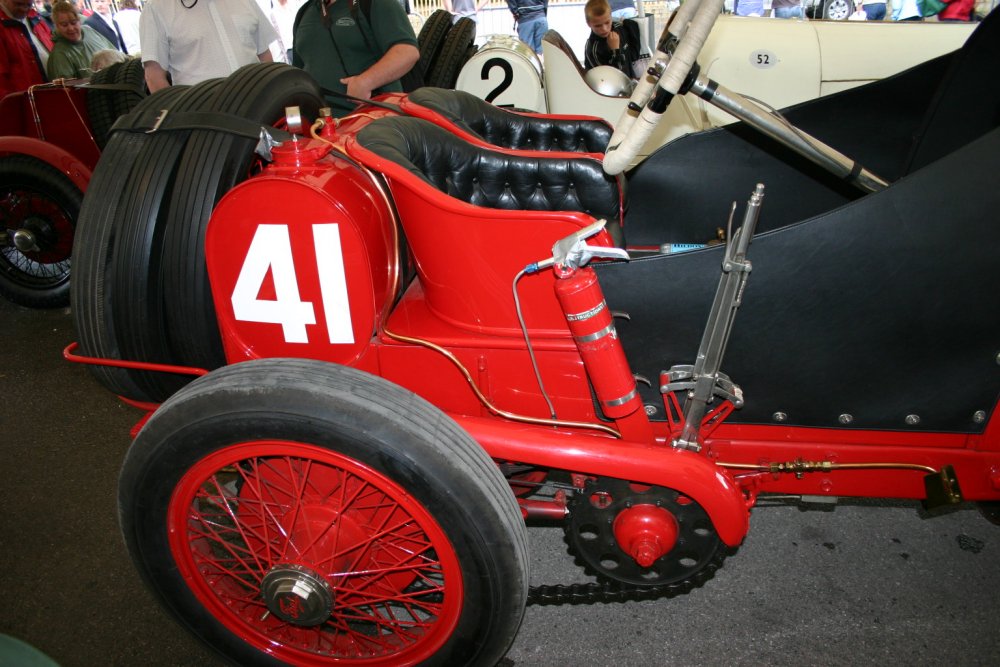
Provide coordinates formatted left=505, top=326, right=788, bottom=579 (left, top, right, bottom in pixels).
left=427, top=17, right=477, bottom=89
left=86, top=57, right=146, bottom=149
left=71, top=84, right=192, bottom=402
left=88, top=64, right=322, bottom=402
left=76, top=65, right=325, bottom=403
left=107, top=79, right=228, bottom=401
left=155, top=64, right=324, bottom=389
left=416, top=9, right=453, bottom=83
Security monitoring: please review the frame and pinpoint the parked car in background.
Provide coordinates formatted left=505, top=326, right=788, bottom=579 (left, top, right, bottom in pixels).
left=804, top=0, right=855, bottom=20
left=0, top=58, right=145, bottom=308
left=457, top=15, right=975, bottom=163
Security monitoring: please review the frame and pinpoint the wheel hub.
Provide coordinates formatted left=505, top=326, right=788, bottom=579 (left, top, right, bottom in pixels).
left=12, top=228, right=40, bottom=253
left=613, top=504, right=679, bottom=568
left=565, top=477, right=722, bottom=587
left=260, top=563, right=334, bottom=626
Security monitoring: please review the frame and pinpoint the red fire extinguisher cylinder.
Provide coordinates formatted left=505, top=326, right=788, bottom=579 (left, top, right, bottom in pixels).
left=555, top=267, right=642, bottom=419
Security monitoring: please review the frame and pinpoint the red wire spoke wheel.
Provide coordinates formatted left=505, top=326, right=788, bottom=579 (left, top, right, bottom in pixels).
left=120, top=359, right=528, bottom=666
left=169, top=442, right=463, bottom=664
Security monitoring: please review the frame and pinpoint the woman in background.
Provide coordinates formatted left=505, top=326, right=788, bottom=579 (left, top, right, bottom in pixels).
left=47, top=0, right=115, bottom=79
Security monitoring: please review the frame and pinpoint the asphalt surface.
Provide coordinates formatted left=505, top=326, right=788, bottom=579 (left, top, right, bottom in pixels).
left=2, top=295, right=999, bottom=666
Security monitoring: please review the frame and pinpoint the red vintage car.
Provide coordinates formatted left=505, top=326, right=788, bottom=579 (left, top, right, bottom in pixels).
left=0, top=58, right=144, bottom=307
left=67, top=2, right=999, bottom=664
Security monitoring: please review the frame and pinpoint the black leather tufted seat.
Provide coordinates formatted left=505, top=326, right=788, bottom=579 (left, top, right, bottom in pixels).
left=355, top=115, right=625, bottom=246
left=348, top=115, right=624, bottom=333
left=404, top=88, right=613, bottom=154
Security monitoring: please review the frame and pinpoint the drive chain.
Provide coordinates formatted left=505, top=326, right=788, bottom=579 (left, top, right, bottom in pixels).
left=527, top=544, right=730, bottom=606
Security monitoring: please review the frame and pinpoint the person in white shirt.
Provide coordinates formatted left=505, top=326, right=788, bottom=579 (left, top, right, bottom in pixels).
left=140, top=0, right=276, bottom=92
left=269, top=0, right=305, bottom=63
left=113, top=0, right=142, bottom=56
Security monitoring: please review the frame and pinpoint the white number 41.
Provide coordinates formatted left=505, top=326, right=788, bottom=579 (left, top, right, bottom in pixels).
left=230, top=223, right=355, bottom=345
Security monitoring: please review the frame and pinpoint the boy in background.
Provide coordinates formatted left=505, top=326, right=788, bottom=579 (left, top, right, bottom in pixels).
left=583, top=0, right=640, bottom=78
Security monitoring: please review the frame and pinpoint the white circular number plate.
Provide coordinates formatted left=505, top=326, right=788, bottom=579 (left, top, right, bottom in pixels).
left=749, top=50, right=778, bottom=69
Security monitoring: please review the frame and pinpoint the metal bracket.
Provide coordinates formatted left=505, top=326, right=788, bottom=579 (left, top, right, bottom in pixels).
left=661, top=366, right=744, bottom=408
left=923, top=464, right=963, bottom=510
left=667, top=184, right=764, bottom=451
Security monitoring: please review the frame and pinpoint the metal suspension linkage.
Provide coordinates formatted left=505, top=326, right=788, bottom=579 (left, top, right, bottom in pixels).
left=662, top=183, right=765, bottom=451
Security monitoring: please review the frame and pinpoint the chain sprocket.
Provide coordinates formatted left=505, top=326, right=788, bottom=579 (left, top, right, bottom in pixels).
left=532, top=477, right=728, bottom=605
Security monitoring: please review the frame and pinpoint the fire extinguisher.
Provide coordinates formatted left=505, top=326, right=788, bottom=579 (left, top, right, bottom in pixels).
left=554, top=267, right=642, bottom=420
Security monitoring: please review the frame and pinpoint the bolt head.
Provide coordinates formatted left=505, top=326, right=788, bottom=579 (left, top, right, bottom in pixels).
left=632, top=543, right=658, bottom=568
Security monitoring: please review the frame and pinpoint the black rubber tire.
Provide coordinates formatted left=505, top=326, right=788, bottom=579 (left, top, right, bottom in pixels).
left=81, top=65, right=323, bottom=403
left=86, top=57, right=147, bottom=149
left=108, top=79, right=227, bottom=401
left=119, top=359, right=529, bottom=666
left=417, top=9, right=453, bottom=84
left=427, top=17, right=477, bottom=89
left=0, top=155, right=81, bottom=308
left=979, top=502, right=1000, bottom=526
left=85, top=64, right=117, bottom=147
left=156, top=64, right=323, bottom=381
left=71, top=84, right=192, bottom=401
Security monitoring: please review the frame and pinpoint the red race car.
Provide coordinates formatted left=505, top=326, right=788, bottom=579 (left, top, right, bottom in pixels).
left=67, top=2, right=999, bottom=664
left=0, top=59, right=144, bottom=307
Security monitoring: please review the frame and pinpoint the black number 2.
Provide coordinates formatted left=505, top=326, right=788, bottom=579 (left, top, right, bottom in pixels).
left=481, top=58, right=514, bottom=103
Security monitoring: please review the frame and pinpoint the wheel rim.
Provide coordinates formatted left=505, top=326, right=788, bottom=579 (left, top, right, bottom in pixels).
left=167, top=441, right=464, bottom=666
left=826, top=0, right=852, bottom=19
left=0, top=185, right=73, bottom=288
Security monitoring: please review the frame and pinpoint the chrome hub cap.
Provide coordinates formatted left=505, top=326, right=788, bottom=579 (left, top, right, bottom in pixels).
left=260, top=563, right=334, bottom=626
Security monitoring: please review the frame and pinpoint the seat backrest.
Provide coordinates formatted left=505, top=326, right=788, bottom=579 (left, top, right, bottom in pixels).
left=903, top=9, right=1000, bottom=174
left=348, top=115, right=623, bottom=333
left=542, top=29, right=587, bottom=79
left=405, top=87, right=613, bottom=154
left=355, top=116, right=622, bottom=237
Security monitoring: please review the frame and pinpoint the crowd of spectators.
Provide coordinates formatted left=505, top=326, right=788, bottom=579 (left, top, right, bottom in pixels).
left=0, top=1, right=987, bottom=109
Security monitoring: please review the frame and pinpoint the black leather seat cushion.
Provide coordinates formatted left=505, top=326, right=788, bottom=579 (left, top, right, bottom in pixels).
left=356, top=116, right=624, bottom=245
left=407, top=88, right=612, bottom=154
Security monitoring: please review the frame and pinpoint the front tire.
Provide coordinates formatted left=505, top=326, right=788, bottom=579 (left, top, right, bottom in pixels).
left=119, top=359, right=528, bottom=666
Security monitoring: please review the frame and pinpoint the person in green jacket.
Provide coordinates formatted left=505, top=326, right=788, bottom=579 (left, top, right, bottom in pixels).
left=46, top=0, right=115, bottom=80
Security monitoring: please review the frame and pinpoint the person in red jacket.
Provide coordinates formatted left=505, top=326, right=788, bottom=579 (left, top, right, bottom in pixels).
left=0, top=0, right=53, bottom=99
left=938, top=0, right=975, bottom=21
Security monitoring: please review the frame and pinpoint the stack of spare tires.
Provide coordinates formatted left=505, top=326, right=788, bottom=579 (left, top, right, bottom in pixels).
left=417, top=9, right=478, bottom=90
left=72, top=12, right=477, bottom=403
left=72, top=63, right=324, bottom=403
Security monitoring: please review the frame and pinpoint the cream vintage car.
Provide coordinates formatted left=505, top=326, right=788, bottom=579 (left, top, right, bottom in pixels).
left=456, top=15, right=975, bottom=163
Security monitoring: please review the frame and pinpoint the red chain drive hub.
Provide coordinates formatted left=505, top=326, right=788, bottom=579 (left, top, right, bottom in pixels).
left=612, top=504, right=680, bottom=568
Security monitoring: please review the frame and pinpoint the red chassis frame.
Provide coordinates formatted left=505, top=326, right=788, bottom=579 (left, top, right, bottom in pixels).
left=67, top=103, right=1000, bottom=550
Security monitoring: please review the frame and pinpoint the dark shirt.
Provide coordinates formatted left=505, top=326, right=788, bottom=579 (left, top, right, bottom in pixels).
left=293, top=0, right=416, bottom=116
left=584, top=20, right=640, bottom=78
left=506, top=0, right=548, bottom=21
